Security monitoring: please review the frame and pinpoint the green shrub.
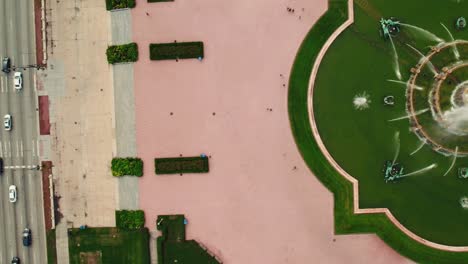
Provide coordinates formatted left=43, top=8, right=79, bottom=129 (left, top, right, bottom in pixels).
left=149, top=42, right=204, bottom=60
left=155, top=156, right=209, bottom=174
left=106, top=43, right=139, bottom=64
left=105, top=0, right=136, bottom=10
left=116, top=210, right=145, bottom=230
left=111, top=157, right=143, bottom=177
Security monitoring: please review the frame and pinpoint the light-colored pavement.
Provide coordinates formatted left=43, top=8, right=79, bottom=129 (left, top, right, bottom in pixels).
left=133, top=0, right=412, bottom=263
left=38, top=0, right=118, bottom=263
left=0, top=0, right=47, bottom=263
left=110, top=10, right=139, bottom=210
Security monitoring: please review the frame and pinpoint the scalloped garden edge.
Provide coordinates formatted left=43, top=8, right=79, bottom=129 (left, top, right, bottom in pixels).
left=288, top=0, right=468, bottom=262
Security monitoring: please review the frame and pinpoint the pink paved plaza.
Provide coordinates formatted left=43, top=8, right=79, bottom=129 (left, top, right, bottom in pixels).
left=132, top=0, right=412, bottom=263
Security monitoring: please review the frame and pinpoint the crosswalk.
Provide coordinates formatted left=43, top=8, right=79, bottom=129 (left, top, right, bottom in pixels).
left=0, top=139, right=39, bottom=158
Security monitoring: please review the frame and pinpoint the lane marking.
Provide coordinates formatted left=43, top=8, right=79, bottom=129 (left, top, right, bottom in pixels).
left=31, top=140, right=35, bottom=157
left=15, top=141, right=19, bottom=157
left=0, top=141, right=2, bottom=157
left=20, top=141, right=23, bottom=157
left=7, top=141, right=11, bottom=158
left=4, top=165, right=39, bottom=170
left=36, top=140, right=39, bottom=158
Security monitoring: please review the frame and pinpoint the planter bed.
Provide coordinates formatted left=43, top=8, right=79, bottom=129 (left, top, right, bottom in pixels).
left=155, top=156, right=209, bottom=174
left=149, top=42, right=204, bottom=60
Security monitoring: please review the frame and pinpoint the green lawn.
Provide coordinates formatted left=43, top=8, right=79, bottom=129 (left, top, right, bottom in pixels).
left=156, top=215, right=220, bottom=264
left=47, top=229, right=57, bottom=264
left=68, top=227, right=150, bottom=264
left=288, top=0, right=468, bottom=262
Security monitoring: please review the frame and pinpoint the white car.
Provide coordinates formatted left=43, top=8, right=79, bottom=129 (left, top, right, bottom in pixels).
left=13, top=71, right=22, bottom=90
left=4, top=114, right=11, bottom=131
left=9, top=185, right=17, bottom=203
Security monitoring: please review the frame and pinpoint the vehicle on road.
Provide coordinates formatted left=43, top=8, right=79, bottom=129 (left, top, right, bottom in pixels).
left=11, top=257, right=20, bottom=264
left=4, top=114, right=12, bottom=131
left=2, top=57, right=10, bottom=73
left=9, top=185, right=17, bottom=203
left=13, top=71, right=22, bottom=90
left=0, top=157, right=3, bottom=174
left=22, top=228, right=32, bottom=246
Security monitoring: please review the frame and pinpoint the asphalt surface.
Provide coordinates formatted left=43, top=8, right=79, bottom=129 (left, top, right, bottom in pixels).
left=0, top=0, right=47, bottom=263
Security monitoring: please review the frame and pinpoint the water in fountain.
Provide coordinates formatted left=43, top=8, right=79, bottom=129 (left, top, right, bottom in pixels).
left=388, top=108, right=429, bottom=122
left=406, top=44, right=438, bottom=75
left=387, top=79, right=424, bottom=91
left=399, top=163, right=438, bottom=178
left=388, top=36, right=402, bottom=80
left=400, top=23, right=445, bottom=42
left=392, top=131, right=400, bottom=166
left=440, top=23, right=461, bottom=60
left=443, top=146, right=459, bottom=176
left=410, top=140, right=426, bottom=156
left=353, top=92, right=371, bottom=110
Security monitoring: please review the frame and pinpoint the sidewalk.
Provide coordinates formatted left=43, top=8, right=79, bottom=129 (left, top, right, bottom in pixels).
left=39, top=0, right=118, bottom=263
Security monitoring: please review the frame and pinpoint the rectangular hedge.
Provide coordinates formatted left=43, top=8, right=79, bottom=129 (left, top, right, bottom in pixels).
left=106, top=42, right=139, bottom=64
left=116, top=210, right=145, bottom=230
left=149, top=42, right=204, bottom=60
left=111, top=157, right=143, bottom=177
left=155, top=156, right=209, bottom=174
left=105, top=0, right=136, bottom=10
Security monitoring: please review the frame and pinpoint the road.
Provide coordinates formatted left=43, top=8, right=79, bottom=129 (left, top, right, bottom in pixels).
left=0, top=0, right=47, bottom=263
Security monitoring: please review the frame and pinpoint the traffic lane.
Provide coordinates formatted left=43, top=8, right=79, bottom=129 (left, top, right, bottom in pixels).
left=17, top=0, right=47, bottom=260
left=6, top=0, right=32, bottom=262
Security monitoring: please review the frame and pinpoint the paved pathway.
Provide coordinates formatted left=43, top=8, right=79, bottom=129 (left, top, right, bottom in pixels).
left=110, top=10, right=139, bottom=210
left=39, top=0, right=118, bottom=263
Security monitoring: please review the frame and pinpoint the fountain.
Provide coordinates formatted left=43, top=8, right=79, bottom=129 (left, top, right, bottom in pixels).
left=392, top=131, right=400, bottom=166
left=389, top=36, right=402, bottom=80
left=387, top=79, right=424, bottom=91
left=400, top=23, right=445, bottom=42
left=380, top=18, right=401, bottom=39
left=399, top=163, right=437, bottom=178
left=383, top=160, right=404, bottom=183
left=443, top=147, right=459, bottom=176
left=440, top=23, right=460, bottom=60
left=406, top=44, right=438, bottom=75
left=388, top=108, right=429, bottom=122
left=383, top=95, right=395, bottom=106
left=353, top=92, right=371, bottom=110
left=460, top=197, right=468, bottom=209
left=456, top=17, right=466, bottom=30
left=410, top=140, right=427, bottom=156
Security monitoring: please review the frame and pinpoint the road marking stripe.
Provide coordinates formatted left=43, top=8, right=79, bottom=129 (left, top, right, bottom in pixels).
left=32, top=140, right=35, bottom=157
left=36, top=140, right=40, bottom=157
left=20, top=141, right=23, bottom=157
left=0, top=141, right=2, bottom=157
left=7, top=141, right=11, bottom=157
left=16, top=141, right=19, bottom=157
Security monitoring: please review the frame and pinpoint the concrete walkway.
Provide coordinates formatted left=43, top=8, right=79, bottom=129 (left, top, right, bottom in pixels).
left=40, top=0, right=119, bottom=263
left=110, top=10, right=140, bottom=211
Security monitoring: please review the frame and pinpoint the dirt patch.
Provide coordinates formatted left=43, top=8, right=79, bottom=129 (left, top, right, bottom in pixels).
left=79, top=251, right=102, bottom=264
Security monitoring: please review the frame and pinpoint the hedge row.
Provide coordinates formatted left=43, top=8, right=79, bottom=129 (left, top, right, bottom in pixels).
left=149, top=42, right=204, bottom=60
left=106, top=42, right=139, bottom=64
left=111, top=157, right=143, bottom=177
left=115, top=210, right=145, bottom=230
left=105, top=0, right=136, bottom=10
left=155, top=156, right=209, bottom=174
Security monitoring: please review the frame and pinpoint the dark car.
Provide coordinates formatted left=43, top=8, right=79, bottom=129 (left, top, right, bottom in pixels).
left=11, top=257, right=20, bottom=264
left=2, top=57, right=10, bottom=73
left=0, top=157, right=3, bottom=174
left=22, top=228, right=31, bottom=246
